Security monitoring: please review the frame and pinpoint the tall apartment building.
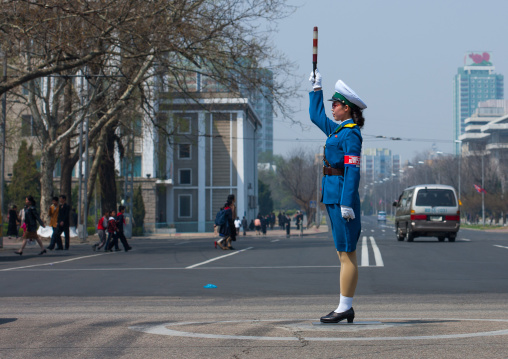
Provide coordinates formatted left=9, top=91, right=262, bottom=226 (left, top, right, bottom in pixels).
left=453, top=52, right=504, bottom=154
left=243, top=70, right=273, bottom=156
left=361, top=148, right=400, bottom=183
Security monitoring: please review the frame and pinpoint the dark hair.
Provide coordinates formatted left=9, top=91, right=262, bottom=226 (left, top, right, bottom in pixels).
left=12, top=204, right=17, bottom=209
left=351, top=107, right=365, bottom=128
left=52, top=196, right=59, bottom=202
left=26, top=195, right=36, bottom=206
left=59, top=195, right=67, bottom=200
left=227, top=194, right=235, bottom=202
left=118, top=205, right=125, bottom=212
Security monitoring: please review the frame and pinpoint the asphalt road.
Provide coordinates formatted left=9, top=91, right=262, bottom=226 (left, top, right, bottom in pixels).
left=1, top=216, right=507, bottom=358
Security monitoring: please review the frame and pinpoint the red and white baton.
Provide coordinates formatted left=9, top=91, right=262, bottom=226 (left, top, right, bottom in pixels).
left=312, top=26, right=318, bottom=80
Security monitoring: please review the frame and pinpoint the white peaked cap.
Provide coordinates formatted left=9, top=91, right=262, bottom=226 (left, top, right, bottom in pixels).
left=331, top=79, right=367, bottom=110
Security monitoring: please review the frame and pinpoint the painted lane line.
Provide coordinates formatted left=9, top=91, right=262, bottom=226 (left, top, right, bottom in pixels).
left=185, top=247, right=253, bottom=269
left=361, top=236, right=369, bottom=267
left=369, top=236, right=384, bottom=267
left=0, top=253, right=112, bottom=272
left=494, top=245, right=508, bottom=250
left=271, top=239, right=280, bottom=243
left=382, top=229, right=385, bottom=232
left=460, top=238, right=471, bottom=242
left=370, top=229, right=375, bottom=232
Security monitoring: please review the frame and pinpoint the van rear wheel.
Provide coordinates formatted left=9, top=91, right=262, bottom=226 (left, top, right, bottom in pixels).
left=406, top=225, right=414, bottom=242
left=396, top=224, right=405, bottom=241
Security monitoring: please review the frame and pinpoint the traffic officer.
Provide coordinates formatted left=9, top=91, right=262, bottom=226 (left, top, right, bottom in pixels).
left=309, top=69, right=367, bottom=324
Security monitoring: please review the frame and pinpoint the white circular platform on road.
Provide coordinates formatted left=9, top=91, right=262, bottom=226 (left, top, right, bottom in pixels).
left=130, top=318, right=508, bottom=341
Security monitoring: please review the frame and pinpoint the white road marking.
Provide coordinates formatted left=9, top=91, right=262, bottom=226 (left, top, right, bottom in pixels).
left=370, top=229, right=375, bottom=232
left=130, top=318, right=508, bottom=341
left=369, top=236, right=384, bottom=267
left=460, top=238, right=471, bottom=242
left=0, top=253, right=112, bottom=272
left=494, top=245, right=508, bottom=250
left=382, top=229, right=385, bottom=232
left=185, top=247, right=253, bottom=269
left=271, top=239, right=280, bottom=243
left=361, top=236, right=369, bottom=267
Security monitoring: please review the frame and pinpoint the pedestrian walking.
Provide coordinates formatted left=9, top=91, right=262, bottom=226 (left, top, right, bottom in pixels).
left=217, top=199, right=235, bottom=250
left=309, top=69, right=366, bottom=323
left=234, top=217, right=241, bottom=236
left=46, top=197, right=61, bottom=250
left=254, top=217, right=261, bottom=235
left=92, top=211, right=109, bottom=251
left=241, top=216, right=248, bottom=236
left=104, top=210, right=118, bottom=252
left=115, top=206, right=132, bottom=252
left=261, top=215, right=267, bottom=236
left=7, top=205, right=20, bottom=238
left=51, top=195, right=70, bottom=250
left=285, top=214, right=291, bottom=238
left=14, top=196, right=46, bottom=255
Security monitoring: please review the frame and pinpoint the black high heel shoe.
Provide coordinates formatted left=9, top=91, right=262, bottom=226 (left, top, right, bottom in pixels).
left=320, top=307, right=355, bottom=323
left=14, top=250, right=23, bottom=255
left=38, top=249, right=47, bottom=255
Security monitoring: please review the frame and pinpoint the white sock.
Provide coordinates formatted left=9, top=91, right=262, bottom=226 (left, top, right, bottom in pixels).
left=334, top=294, right=353, bottom=313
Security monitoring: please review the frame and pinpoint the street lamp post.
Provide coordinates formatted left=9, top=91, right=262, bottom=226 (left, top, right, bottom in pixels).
left=481, top=153, right=485, bottom=226
left=454, top=140, right=462, bottom=203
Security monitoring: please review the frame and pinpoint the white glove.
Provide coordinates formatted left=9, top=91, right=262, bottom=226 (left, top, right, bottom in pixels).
left=341, top=206, right=355, bottom=220
left=309, top=69, right=322, bottom=89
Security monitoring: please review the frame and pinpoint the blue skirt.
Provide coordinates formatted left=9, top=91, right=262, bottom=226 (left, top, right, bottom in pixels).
left=326, top=204, right=361, bottom=252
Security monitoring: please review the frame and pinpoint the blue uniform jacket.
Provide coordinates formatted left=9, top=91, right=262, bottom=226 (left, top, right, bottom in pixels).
left=309, top=90, right=362, bottom=208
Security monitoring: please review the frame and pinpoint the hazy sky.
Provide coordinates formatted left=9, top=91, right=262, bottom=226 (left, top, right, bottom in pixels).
left=272, top=0, right=508, bottom=162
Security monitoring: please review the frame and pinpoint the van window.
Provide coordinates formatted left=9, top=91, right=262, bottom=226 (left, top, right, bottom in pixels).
left=415, top=189, right=456, bottom=207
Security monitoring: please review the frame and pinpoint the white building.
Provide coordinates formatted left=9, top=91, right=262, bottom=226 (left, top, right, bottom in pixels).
left=138, top=92, right=261, bottom=233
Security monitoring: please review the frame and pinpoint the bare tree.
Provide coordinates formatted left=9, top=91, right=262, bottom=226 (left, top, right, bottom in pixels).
left=276, top=148, right=319, bottom=226
left=4, top=0, right=297, bottom=218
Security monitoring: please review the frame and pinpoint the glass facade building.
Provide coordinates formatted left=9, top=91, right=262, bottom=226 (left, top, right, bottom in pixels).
left=453, top=52, right=503, bottom=154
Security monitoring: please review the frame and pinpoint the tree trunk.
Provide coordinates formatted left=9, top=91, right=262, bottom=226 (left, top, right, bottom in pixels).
left=60, top=81, right=74, bottom=203
left=98, top=129, right=117, bottom=214
left=39, top=148, right=56, bottom=224
left=84, top=129, right=107, bottom=221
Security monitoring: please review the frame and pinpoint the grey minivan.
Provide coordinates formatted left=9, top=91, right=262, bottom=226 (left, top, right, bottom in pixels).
left=393, top=184, right=460, bottom=242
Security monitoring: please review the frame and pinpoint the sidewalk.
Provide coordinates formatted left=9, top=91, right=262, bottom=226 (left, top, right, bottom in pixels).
left=0, top=226, right=329, bottom=249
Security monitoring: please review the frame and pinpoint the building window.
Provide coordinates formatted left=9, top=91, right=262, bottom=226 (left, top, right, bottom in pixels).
left=178, top=194, right=192, bottom=218
left=122, top=156, right=142, bottom=177
left=21, top=115, right=36, bottom=136
left=178, top=144, right=191, bottom=159
left=177, top=117, right=191, bottom=134
left=179, top=169, right=192, bottom=185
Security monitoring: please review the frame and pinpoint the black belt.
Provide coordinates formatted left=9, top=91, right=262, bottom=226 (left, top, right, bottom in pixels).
left=323, top=167, right=344, bottom=176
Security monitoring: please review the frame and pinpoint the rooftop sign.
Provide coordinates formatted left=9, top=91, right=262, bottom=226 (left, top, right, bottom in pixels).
left=465, top=52, right=493, bottom=66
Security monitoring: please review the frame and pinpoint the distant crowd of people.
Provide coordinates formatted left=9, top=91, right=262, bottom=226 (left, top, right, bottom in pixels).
left=213, top=199, right=306, bottom=248
left=7, top=194, right=131, bottom=255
